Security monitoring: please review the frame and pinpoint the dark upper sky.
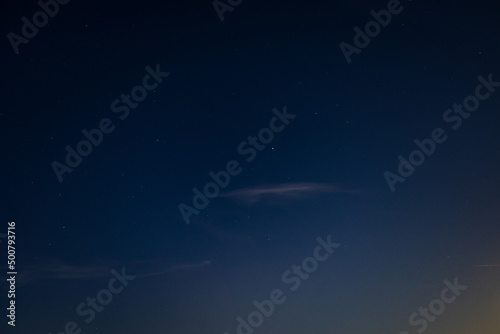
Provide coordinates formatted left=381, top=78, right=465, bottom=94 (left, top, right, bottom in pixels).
left=1, top=0, right=500, bottom=333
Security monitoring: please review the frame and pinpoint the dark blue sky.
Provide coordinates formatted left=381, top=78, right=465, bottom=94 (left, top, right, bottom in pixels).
left=1, top=0, right=500, bottom=333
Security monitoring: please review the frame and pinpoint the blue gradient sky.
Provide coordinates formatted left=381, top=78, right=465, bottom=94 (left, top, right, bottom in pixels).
left=1, top=0, right=500, bottom=333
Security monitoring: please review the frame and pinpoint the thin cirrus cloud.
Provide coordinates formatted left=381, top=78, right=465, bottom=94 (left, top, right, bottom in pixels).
left=16, top=261, right=113, bottom=285
left=222, top=182, right=357, bottom=204
left=140, top=260, right=212, bottom=278
left=15, top=259, right=212, bottom=285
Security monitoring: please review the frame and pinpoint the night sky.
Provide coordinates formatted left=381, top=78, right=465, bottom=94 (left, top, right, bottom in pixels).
left=1, top=0, right=500, bottom=333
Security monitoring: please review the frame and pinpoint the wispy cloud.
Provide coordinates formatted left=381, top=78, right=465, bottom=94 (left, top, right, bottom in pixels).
left=16, top=261, right=113, bottom=285
left=222, top=182, right=357, bottom=204
left=140, top=260, right=212, bottom=278
left=13, top=258, right=212, bottom=285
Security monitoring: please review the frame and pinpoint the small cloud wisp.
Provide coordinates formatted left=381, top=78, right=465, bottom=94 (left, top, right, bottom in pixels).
left=222, top=182, right=357, bottom=204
